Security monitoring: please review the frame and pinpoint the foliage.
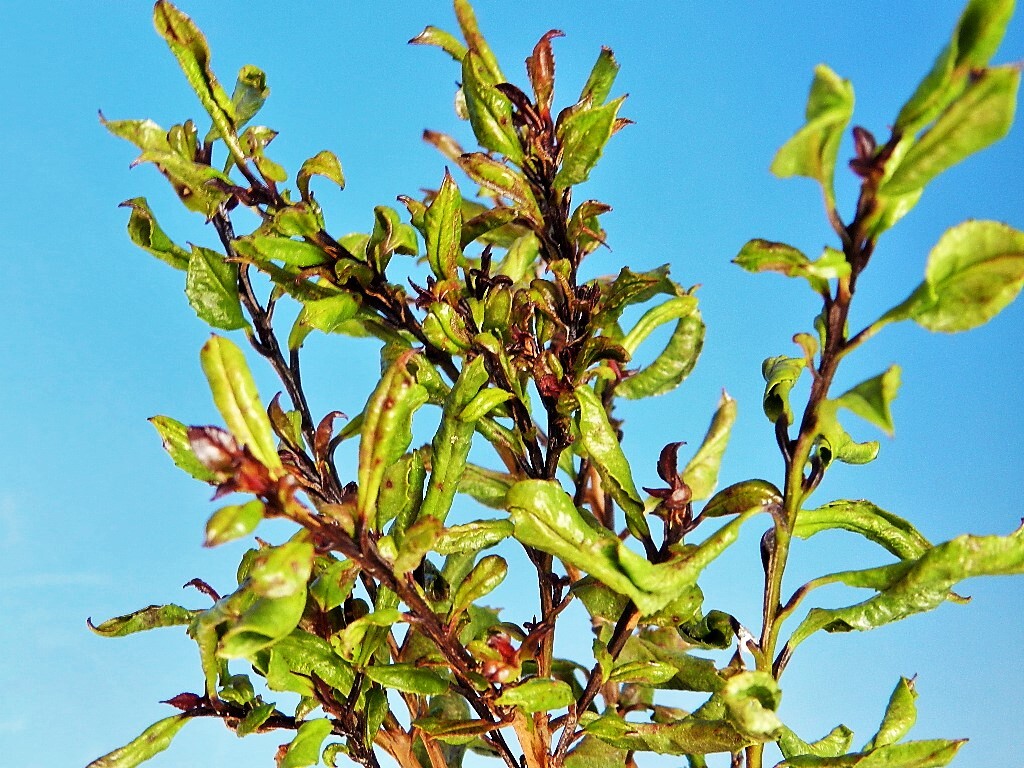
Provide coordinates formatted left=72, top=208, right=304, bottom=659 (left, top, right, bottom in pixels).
left=90, top=2, right=1022, bottom=767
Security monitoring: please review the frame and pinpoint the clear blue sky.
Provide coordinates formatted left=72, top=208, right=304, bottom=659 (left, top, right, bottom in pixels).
left=2, top=2, right=1022, bottom=767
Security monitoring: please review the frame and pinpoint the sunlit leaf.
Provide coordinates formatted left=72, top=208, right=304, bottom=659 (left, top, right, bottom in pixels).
left=794, top=500, right=931, bottom=561
left=86, top=715, right=191, bottom=768
left=495, top=678, right=573, bottom=712
left=88, top=604, right=197, bottom=637
left=683, top=392, right=737, bottom=501
left=865, top=677, right=918, bottom=751
left=149, top=415, right=217, bottom=482
left=120, top=198, right=189, bottom=270
left=185, top=246, right=247, bottom=330
left=280, top=718, right=333, bottom=768
left=365, top=664, right=450, bottom=696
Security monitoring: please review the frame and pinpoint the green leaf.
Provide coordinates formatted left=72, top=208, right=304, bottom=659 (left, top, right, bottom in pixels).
left=435, top=519, right=514, bottom=555
left=205, top=500, right=264, bottom=546
left=762, top=356, right=806, bottom=424
left=364, top=664, right=449, bottom=696
left=357, top=350, right=429, bottom=529
left=149, top=415, right=217, bottom=482
left=379, top=450, right=426, bottom=532
left=120, top=198, right=189, bottom=270
left=153, top=1, right=247, bottom=165
left=779, top=725, right=855, bottom=760
left=185, top=246, right=247, bottom=331
left=636, top=629, right=724, bottom=692
left=788, top=524, right=1024, bottom=651
left=771, top=65, right=854, bottom=207
left=883, top=66, right=1019, bottom=196
left=451, top=554, right=507, bottom=616
left=419, top=356, right=489, bottom=523
left=608, top=660, right=677, bottom=685
left=392, top=517, right=442, bottom=575
left=219, top=587, right=308, bottom=659
left=618, top=297, right=704, bottom=400
left=816, top=401, right=880, bottom=467
left=574, top=384, right=649, bottom=541
left=103, top=116, right=171, bottom=153
left=248, top=540, right=315, bottom=598
left=495, top=678, right=574, bottom=713
left=701, top=479, right=783, bottom=519
left=683, top=392, right=737, bottom=501
left=794, top=501, right=931, bottom=561
left=896, top=220, right=1024, bottom=333
left=895, top=0, right=1015, bottom=131
left=425, top=170, right=463, bottom=280
left=554, top=96, right=625, bottom=189
left=86, top=715, right=191, bottom=768
left=263, top=630, right=354, bottom=697
left=835, top=366, right=901, bottom=436
left=722, top=671, right=783, bottom=739
left=457, top=465, right=513, bottom=510
left=296, top=150, right=345, bottom=201
left=309, top=558, right=359, bottom=612
left=584, top=712, right=754, bottom=755
left=865, top=677, right=918, bottom=751
left=458, top=153, right=541, bottom=222
left=236, top=702, right=276, bottom=737
left=506, top=480, right=759, bottom=616
left=233, top=236, right=330, bottom=268
left=775, top=739, right=965, bottom=767
left=280, top=718, right=333, bottom=768
left=580, top=46, right=620, bottom=105
left=733, top=240, right=850, bottom=295
left=200, top=335, right=282, bottom=471
left=462, top=51, right=522, bottom=163
left=87, top=604, right=196, bottom=637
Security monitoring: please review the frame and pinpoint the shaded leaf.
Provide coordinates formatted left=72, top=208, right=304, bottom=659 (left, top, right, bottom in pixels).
left=451, top=555, right=507, bottom=615
left=435, top=519, right=514, bottom=555
left=865, top=678, right=917, bottom=751
left=775, top=739, right=964, bottom=767
left=701, top=479, right=783, bottom=519
left=462, top=51, right=522, bottom=163
left=835, top=366, right=902, bottom=436
left=185, top=246, right=247, bottom=331
left=425, top=171, right=462, bottom=280
left=762, top=356, right=805, bottom=424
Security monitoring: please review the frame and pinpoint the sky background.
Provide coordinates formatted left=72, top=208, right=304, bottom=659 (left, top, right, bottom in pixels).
left=2, top=2, right=1023, bottom=767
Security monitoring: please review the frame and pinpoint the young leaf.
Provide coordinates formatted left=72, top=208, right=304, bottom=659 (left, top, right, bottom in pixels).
left=87, top=604, right=197, bottom=637
left=434, top=519, right=514, bottom=555
left=495, top=678, right=574, bottom=712
left=574, top=383, right=649, bottom=541
left=794, top=500, right=931, bottom=561
left=579, top=46, right=620, bottom=105
left=770, top=65, right=854, bottom=207
left=185, top=246, right=247, bottom=331
left=554, top=96, right=625, bottom=189
left=86, top=715, right=191, bottom=768
left=248, top=540, right=314, bottom=599
left=409, top=25, right=468, bottom=62
left=263, top=630, right=354, bottom=697
left=205, top=500, right=264, bottom=546
left=424, top=170, right=463, bottom=280
left=762, top=356, right=805, bottom=424
left=733, top=240, right=850, bottom=295
left=296, top=150, right=345, bottom=200
left=683, top=391, right=737, bottom=501
left=120, top=198, right=189, bottom=270
left=701, top=479, right=782, bottom=519
left=834, top=365, right=902, bottom=436
left=583, top=711, right=755, bottom=755
left=864, top=677, right=918, bottom=751
left=149, top=415, right=218, bottom=482
left=280, top=719, right=333, bottom=768
left=816, top=401, right=880, bottom=467
left=230, top=64, right=269, bottom=128
left=458, top=153, right=541, bottom=222
left=883, top=66, right=1019, bottom=196
left=233, top=236, right=330, bottom=268
left=219, top=587, right=308, bottom=659
left=200, top=335, right=282, bottom=471
left=288, top=293, right=362, bottom=350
